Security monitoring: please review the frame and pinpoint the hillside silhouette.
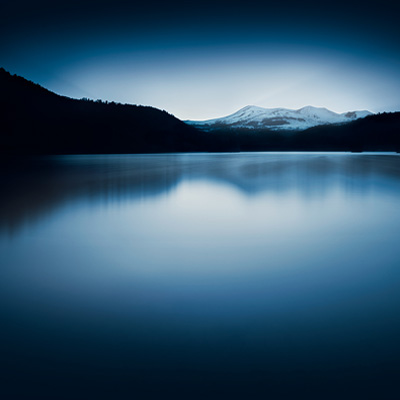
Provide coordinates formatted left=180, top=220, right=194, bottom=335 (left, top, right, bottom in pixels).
left=197, top=113, right=400, bottom=152
left=1, top=67, right=399, bottom=154
left=0, top=68, right=204, bottom=154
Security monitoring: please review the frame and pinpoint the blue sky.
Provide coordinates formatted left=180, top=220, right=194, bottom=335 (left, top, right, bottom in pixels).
left=1, top=0, right=399, bottom=119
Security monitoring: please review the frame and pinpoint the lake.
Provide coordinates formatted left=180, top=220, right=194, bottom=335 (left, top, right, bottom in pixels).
left=1, top=152, right=400, bottom=399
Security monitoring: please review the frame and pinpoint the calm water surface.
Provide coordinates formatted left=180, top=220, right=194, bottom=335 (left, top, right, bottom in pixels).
left=1, top=153, right=400, bottom=399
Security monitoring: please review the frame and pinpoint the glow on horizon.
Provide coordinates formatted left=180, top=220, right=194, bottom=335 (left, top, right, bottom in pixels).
left=12, top=44, right=400, bottom=120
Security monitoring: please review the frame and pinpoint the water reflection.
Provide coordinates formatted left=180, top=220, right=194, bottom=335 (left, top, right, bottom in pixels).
left=1, top=153, right=400, bottom=399
left=1, top=153, right=400, bottom=234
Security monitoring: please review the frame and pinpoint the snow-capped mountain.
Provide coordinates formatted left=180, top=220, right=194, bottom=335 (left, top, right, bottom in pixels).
left=185, top=105, right=373, bottom=131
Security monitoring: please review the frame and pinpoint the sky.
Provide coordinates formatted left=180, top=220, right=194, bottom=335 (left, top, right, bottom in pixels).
left=1, top=0, right=400, bottom=120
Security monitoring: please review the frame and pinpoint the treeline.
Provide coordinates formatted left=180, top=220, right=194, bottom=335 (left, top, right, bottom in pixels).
left=0, top=68, right=205, bottom=154
left=202, top=113, right=400, bottom=152
left=0, top=67, right=399, bottom=154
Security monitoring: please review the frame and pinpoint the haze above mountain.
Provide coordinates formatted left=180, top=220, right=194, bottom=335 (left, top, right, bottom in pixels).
left=186, top=105, right=373, bottom=131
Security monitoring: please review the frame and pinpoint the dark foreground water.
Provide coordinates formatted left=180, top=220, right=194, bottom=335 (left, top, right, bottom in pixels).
left=1, top=152, right=400, bottom=399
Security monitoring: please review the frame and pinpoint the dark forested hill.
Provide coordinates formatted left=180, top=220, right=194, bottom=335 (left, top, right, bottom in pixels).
left=193, top=113, right=400, bottom=152
left=287, top=112, right=400, bottom=152
left=0, top=68, right=204, bottom=155
left=1, top=67, right=399, bottom=155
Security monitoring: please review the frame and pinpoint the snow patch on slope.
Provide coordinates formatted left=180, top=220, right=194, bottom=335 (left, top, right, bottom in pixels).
left=186, top=105, right=373, bottom=131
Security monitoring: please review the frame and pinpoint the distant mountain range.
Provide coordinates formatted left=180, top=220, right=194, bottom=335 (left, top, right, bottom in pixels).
left=0, top=67, right=399, bottom=154
left=186, top=105, right=373, bottom=131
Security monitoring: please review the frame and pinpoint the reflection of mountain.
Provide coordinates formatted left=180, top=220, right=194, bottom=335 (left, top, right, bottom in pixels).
left=1, top=154, right=400, bottom=234
left=186, top=105, right=372, bottom=131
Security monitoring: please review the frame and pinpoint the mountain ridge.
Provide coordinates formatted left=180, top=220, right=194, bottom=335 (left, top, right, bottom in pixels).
left=0, top=67, right=399, bottom=154
left=0, top=67, right=204, bottom=155
left=186, top=105, right=373, bottom=131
